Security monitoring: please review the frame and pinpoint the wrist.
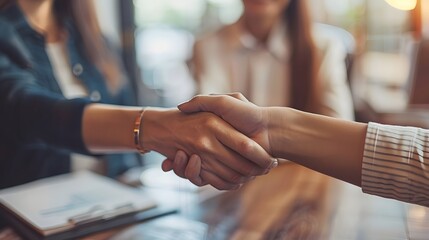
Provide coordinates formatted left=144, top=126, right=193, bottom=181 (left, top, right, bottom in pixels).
left=134, top=108, right=151, bottom=154
left=82, top=104, right=143, bottom=153
left=140, top=107, right=176, bottom=154
left=140, top=107, right=160, bottom=152
left=265, top=107, right=296, bottom=159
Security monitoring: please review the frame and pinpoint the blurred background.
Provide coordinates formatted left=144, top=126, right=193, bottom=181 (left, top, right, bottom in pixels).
left=95, top=0, right=428, bottom=111
left=92, top=0, right=429, bottom=183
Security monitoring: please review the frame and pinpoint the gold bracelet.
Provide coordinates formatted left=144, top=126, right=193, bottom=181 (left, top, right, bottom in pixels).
left=133, top=108, right=150, bottom=154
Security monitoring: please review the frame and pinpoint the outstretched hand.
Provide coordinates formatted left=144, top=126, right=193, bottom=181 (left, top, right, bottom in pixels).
left=162, top=93, right=276, bottom=188
left=142, top=107, right=276, bottom=190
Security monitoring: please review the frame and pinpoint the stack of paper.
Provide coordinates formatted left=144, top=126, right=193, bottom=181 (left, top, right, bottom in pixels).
left=0, top=171, right=173, bottom=239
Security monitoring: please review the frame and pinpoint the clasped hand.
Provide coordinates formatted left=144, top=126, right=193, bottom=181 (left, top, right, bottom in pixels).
left=161, top=93, right=278, bottom=190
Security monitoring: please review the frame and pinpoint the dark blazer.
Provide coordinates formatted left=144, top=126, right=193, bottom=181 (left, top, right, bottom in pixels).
left=0, top=4, right=139, bottom=190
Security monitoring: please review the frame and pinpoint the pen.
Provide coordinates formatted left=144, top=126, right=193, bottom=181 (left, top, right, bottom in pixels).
left=68, top=203, right=136, bottom=226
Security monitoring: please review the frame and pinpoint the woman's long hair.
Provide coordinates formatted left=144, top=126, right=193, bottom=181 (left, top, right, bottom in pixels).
left=0, top=0, right=124, bottom=93
left=284, top=0, right=321, bottom=113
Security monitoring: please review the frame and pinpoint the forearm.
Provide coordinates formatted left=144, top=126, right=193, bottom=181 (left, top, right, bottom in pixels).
left=0, top=54, right=92, bottom=153
left=266, top=107, right=367, bottom=186
left=82, top=104, right=141, bottom=153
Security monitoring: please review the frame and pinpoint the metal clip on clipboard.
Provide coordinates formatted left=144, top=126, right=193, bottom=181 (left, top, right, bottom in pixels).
left=68, top=203, right=136, bottom=226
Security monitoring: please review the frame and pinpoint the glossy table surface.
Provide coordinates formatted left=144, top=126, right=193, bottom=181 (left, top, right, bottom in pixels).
left=2, top=162, right=428, bottom=239
left=86, top=162, right=429, bottom=240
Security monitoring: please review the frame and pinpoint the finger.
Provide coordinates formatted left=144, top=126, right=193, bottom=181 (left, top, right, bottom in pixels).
left=184, top=154, right=201, bottom=180
left=228, top=92, right=249, bottom=102
left=215, top=126, right=277, bottom=172
left=172, top=150, right=189, bottom=178
left=178, top=95, right=231, bottom=114
left=161, top=149, right=189, bottom=172
left=161, top=159, right=173, bottom=172
left=185, top=154, right=206, bottom=186
left=200, top=170, right=241, bottom=191
left=198, top=151, right=252, bottom=184
left=209, top=92, right=250, bottom=102
left=191, top=127, right=265, bottom=177
left=178, top=95, right=256, bottom=126
left=189, top=118, right=273, bottom=177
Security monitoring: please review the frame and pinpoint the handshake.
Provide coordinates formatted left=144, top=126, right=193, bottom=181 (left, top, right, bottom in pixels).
left=145, top=93, right=365, bottom=190
left=159, top=93, right=278, bottom=191
left=0, top=19, right=363, bottom=192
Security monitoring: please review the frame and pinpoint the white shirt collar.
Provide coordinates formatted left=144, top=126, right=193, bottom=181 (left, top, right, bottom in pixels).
left=227, top=19, right=290, bottom=61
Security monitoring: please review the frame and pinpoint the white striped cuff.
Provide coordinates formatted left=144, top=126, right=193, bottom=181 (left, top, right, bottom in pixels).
left=362, top=122, right=429, bottom=207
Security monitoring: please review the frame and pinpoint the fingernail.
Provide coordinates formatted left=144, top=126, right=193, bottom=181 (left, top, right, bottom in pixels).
left=270, top=158, right=279, bottom=169
left=177, top=101, right=188, bottom=107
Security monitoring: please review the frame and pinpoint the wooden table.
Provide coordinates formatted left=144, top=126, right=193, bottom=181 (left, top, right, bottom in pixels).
left=84, top=162, right=429, bottom=240
left=2, top=162, right=428, bottom=239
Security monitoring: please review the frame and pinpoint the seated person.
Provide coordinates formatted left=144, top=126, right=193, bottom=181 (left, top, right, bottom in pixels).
left=192, top=0, right=354, bottom=120
left=0, top=0, right=274, bottom=195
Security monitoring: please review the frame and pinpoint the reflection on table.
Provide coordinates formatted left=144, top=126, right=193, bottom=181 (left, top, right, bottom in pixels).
left=87, top=162, right=429, bottom=240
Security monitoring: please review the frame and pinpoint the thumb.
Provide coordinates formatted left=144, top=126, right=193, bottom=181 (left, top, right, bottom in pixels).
left=210, top=92, right=250, bottom=102
left=178, top=95, right=222, bottom=114
left=179, top=93, right=252, bottom=114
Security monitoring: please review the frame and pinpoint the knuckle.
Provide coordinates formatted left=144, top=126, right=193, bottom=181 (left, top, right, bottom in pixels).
left=231, top=92, right=241, bottom=98
left=238, top=140, right=255, bottom=154
left=204, top=115, right=220, bottom=127
left=196, top=137, right=213, bottom=151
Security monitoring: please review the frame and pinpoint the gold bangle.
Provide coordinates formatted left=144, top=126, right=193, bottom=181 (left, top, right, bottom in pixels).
left=133, top=108, right=150, bottom=154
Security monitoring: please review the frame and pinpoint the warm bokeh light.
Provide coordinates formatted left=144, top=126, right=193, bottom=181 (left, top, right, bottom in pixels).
left=385, top=0, right=417, bottom=10
left=423, top=0, right=429, bottom=37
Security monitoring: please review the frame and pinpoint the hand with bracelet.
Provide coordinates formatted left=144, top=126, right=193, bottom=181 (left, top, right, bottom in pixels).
left=0, top=50, right=275, bottom=191
left=0, top=4, right=276, bottom=193
left=81, top=104, right=277, bottom=190
left=0, top=20, right=275, bottom=191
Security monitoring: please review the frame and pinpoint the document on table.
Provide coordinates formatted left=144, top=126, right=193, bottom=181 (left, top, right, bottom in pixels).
left=0, top=171, right=157, bottom=236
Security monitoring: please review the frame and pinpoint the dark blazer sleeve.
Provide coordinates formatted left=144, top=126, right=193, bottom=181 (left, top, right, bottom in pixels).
left=0, top=53, right=91, bottom=154
left=0, top=18, right=32, bottom=68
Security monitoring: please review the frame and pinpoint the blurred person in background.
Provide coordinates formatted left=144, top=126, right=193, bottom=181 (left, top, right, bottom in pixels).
left=192, top=0, right=354, bottom=120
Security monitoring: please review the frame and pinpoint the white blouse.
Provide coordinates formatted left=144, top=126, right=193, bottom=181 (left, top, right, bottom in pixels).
left=193, top=20, right=354, bottom=120
left=362, top=122, right=429, bottom=207
left=45, top=43, right=88, bottom=98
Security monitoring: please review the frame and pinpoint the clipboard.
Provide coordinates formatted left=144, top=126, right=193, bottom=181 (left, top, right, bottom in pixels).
left=0, top=171, right=177, bottom=240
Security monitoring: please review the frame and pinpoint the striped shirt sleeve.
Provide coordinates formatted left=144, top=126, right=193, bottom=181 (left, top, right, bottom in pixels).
left=362, top=122, right=429, bottom=207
